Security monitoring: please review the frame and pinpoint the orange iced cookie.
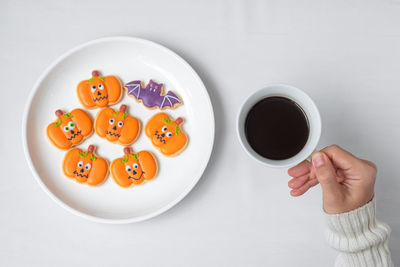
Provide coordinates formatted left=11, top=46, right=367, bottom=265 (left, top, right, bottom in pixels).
left=47, top=109, right=93, bottom=150
left=95, top=104, right=140, bottom=145
left=111, top=147, right=158, bottom=187
left=145, top=113, right=188, bottom=156
left=77, top=70, right=122, bottom=108
left=62, top=145, right=109, bottom=186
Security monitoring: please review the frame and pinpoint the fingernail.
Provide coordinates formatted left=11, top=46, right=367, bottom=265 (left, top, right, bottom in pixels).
left=312, top=153, right=325, bottom=168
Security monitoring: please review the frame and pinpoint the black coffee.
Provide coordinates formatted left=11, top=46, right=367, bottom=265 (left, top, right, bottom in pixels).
left=245, top=96, right=309, bottom=160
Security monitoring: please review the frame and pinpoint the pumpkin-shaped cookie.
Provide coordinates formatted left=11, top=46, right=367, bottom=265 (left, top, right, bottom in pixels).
left=111, top=147, right=158, bottom=187
left=145, top=113, right=188, bottom=156
left=62, top=145, right=109, bottom=186
left=95, top=104, right=140, bottom=145
left=77, top=70, right=122, bottom=108
left=47, top=109, right=93, bottom=150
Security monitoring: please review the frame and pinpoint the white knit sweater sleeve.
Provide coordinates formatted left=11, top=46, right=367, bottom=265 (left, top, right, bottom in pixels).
left=325, top=198, right=393, bottom=267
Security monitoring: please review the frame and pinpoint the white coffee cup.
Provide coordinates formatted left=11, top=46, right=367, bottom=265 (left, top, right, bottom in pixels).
left=237, top=84, right=321, bottom=168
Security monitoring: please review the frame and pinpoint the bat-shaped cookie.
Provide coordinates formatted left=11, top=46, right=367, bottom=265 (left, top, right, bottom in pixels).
left=125, top=80, right=182, bottom=109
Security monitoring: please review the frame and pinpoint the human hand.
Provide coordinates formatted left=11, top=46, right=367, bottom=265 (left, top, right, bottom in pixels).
left=287, top=145, right=377, bottom=214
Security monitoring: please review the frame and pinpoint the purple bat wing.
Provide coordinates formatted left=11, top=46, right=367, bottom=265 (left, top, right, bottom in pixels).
left=160, top=91, right=182, bottom=109
left=125, top=81, right=142, bottom=100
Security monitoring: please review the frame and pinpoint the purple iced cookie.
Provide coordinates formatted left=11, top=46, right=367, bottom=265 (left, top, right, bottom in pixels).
left=125, top=80, right=182, bottom=109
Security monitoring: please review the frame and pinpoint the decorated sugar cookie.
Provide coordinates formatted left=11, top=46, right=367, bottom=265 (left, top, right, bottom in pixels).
left=125, top=79, right=182, bottom=110
left=77, top=70, right=122, bottom=108
left=47, top=109, right=93, bottom=150
left=95, top=104, right=140, bottom=145
left=62, top=145, right=109, bottom=186
left=145, top=113, right=188, bottom=156
left=111, top=147, right=158, bottom=187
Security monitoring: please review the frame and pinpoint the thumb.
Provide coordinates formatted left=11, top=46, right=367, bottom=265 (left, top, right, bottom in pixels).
left=312, top=152, right=341, bottom=196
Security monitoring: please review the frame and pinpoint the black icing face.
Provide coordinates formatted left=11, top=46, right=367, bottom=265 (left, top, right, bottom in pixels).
left=60, top=119, right=83, bottom=144
left=90, top=82, right=109, bottom=103
left=125, top=162, right=144, bottom=180
left=153, top=124, right=175, bottom=145
left=122, top=157, right=146, bottom=184
left=106, top=116, right=124, bottom=140
left=73, top=160, right=92, bottom=180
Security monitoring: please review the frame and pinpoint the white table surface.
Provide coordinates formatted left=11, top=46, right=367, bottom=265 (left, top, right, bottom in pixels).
left=1, top=0, right=399, bottom=266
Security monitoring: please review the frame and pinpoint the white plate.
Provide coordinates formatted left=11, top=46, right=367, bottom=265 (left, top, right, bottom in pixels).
left=22, top=37, right=214, bottom=224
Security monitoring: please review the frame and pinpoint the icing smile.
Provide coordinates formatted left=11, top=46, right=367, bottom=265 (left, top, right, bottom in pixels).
left=67, top=130, right=82, bottom=141
left=106, top=131, right=120, bottom=138
left=73, top=170, right=88, bottom=179
left=128, top=171, right=144, bottom=180
left=93, top=95, right=108, bottom=102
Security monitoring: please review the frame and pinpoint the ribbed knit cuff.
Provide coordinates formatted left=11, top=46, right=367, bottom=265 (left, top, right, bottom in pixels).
left=325, top=198, right=393, bottom=267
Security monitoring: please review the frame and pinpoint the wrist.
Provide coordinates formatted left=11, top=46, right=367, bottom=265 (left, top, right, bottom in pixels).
left=323, top=191, right=374, bottom=214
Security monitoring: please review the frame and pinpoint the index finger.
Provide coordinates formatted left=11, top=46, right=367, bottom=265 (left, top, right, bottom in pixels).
left=288, top=160, right=312, bottom=178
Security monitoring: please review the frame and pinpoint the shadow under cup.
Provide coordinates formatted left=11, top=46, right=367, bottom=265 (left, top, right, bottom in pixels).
left=237, top=84, right=321, bottom=168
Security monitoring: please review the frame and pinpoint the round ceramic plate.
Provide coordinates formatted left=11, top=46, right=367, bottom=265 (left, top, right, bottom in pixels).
left=22, top=37, right=214, bottom=223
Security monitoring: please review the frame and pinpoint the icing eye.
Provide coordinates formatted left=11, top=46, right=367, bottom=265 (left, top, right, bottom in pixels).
left=91, top=85, right=97, bottom=92
left=166, top=132, right=173, bottom=138
left=133, top=163, right=139, bottom=169
left=109, top=118, right=115, bottom=125
left=77, top=161, right=83, bottom=168
left=63, top=126, right=70, bottom=132
left=68, top=121, right=76, bottom=129
left=85, top=163, right=91, bottom=170
left=125, top=165, right=132, bottom=172
left=98, top=84, right=104, bottom=90
left=118, top=121, right=124, bottom=127
left=162, top=126, right=167, bottom=132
